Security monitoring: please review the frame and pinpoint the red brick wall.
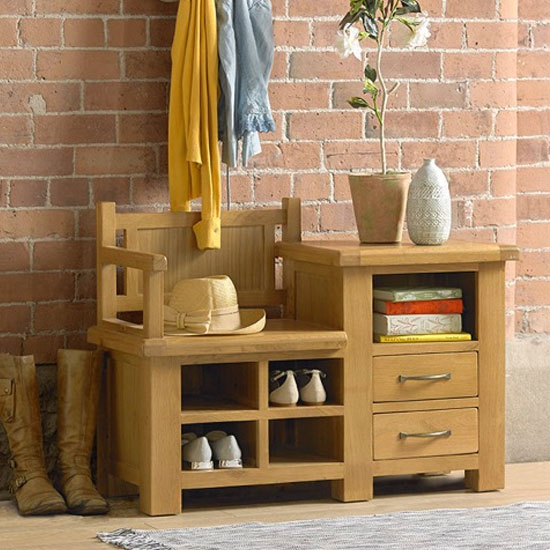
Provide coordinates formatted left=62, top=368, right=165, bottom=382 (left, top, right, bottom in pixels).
left=0, top=0, right=547, bottom=361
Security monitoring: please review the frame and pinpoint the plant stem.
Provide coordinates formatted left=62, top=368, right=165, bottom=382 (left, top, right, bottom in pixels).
left=376, top=26, right=389, bottom=175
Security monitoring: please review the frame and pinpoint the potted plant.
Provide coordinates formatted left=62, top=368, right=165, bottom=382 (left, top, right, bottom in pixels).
left=335, top=0, right=430, bottom=243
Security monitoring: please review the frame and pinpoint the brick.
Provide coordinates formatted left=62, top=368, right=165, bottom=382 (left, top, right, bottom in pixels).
left=34, top=114, right=116, bottom=145
left=254, top=174, right=291, bottom=203
left=20, top=17, right=61, bottom=46
left=250, top=142, right=322, bottom=171
left=34, top=302, right=96, bottom=332
left=85, top=82, right=168, bottom=111
left=0, top=306, right=31, bottom=333
left=36, top=0, right=119, bottom=14
left=50, top=178, right=90, bottom=207
left=262, top=111, right=284, bottom=142
left=92, top=177, right=131, bottom=204
left=471, top=197, right=516, bottom=226
left=428, top=22, right=463, bottom=49
left=119, top=113, right=168, bottom=143
left=518, top=51, right=550, bottom=78
left=533, top=24, right=550, bottom=47
left=402, top=141, right=476, bottom=169
left=495, top=52, right=517, bottom=79
left=64, top=18, right=105, bottom=47
left=0, top=50, right=33, bottom=80
left=108, top=18, right=147, bottom=47
left=491, top=169, right=516, bottom=197
left=0, top=209, right=74, bottom=239
left=518, top=110, right=550, bottom=136
left=10, top=180, right=48, bottom=207
left=516, top=281, right=550, bottom=307
left=333, top=174, right=352, bottom=201
left=269, top=82, right=330, bottom=111
left=37, top=50, right=120, bottom=80
left=518, top=137, right=550, bottom=164
left=0, top=272, right=74, bottom=302
left=517, top=194, right=550, bottom=220
left=289, top=0, right=349, bottom=16
left=77, top=209, right=96, bottom=239
left=449, top=171, right=489, bottom=197
left=518, top=251, right=550, bottom=278
left=132, top=176, right=169, bottom=205
left=0, top=336, right=23, bottom=355
left=125, top=51, right=171, bottom=79
left=466, top=22, right=517, bottom=49
left=517, top=23, right=530, bottom=47
left=312, top=21, right=338, bottom=47
left=382, top=52, right=441, bottom=80
left=290, top=52, right=361, bottom=80
left=471, top=82, right=516, bottom=109
left=518, top=222, right=550, bottom=248
left=480, top=140, right=516, bottom=168
left=75, top=146, right=157, bottom=175
left=122, top=0, right=179, bottom=15
left=0, top=0, right=32, bottom=15
left=500, top=0, right=518, bottom=19
left=23, top=334, right=66, bottom=364
left=519, top=0, right=550, bottom=19
left=517, top=167, right=550, bottom=192
left=0, top=243, right=31, bottom=272
left=288, top=112, right=363, bottom=140
left=528, top=310, right=550, bottom=333
left=0, top=18, right=18, bottom=46
left=270, top=51, right=287, bottom=80
left=419, top=0, right=444, bottom=15
left=517, top=80, right=550, bottom=107
left=148, top=18, right=175, bottom=48
left=385, top=112, right=440, bottom=139
left=320, top=203, right=356, bottom=232
left=0, top=116, right=32, bottom=144
left=443, top=111, right=492, bottom=138
left=75, top=271, right=96, bottom=301
left=446, top=0, right=496, bottom=18
left=274, top=20, right=310, bottom=47
left=0, top=83, right=81, bottom=114
left=324, top=141, right=399, bottom=171
left=220, top=174, right=252, bottom=205
left=0, top=180, right=6, bottom=207
left=495, top=110, right=517, bottom=136
left=34, top=240, right=95, bottom=271
left=302, top=204, right=319, bottom=232
left=443, top=53, right=492, bottom=79
left=410, top=82, right=466, bottom=109
left=0, top=148, right=73, bottom=177
left=333, top=81, right=407, bottom=110
left=294, top=173, right=331, bottom=201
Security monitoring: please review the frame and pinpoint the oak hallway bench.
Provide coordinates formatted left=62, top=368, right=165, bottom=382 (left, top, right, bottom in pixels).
left=88, top=198, right=519, bottom=515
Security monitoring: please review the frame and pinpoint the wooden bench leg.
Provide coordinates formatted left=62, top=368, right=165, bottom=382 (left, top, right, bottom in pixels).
left=139, top=358, right=182, bottom=515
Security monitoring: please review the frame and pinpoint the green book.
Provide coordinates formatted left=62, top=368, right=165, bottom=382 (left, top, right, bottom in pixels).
left=373, top=286, right=463, bottom=303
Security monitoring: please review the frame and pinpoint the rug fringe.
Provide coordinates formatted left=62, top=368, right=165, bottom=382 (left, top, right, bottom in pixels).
left=97, top=528, right=172, bottom=550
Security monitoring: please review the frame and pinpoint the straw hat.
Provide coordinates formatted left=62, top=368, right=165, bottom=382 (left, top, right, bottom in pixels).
left=164, top=275, right=266, bottom=336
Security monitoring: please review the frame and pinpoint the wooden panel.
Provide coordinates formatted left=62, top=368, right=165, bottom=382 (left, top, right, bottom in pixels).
left=373, top=408, right=479, bottom=460
left=373, top=341, right=479, bottom=356
left=373, top=398, right=479, bottom=414
left=373, top=453, right=479, bottom=476
left=97, top=202, right=117, bottom=324
left=373, top=352, right=478, bottom=402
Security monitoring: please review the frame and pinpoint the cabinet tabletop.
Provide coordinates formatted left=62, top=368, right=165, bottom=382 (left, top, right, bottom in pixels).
left=275, top=240, right=520, bottom=267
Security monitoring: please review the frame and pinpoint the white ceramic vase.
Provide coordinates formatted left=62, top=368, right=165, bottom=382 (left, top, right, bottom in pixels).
left=406, top=158, right=451, bottom=246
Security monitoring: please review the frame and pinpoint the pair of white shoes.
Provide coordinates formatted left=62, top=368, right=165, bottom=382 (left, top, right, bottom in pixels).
left=182, top=430, right=242, bottom=470
left=269, top=369, right=327, bottom=407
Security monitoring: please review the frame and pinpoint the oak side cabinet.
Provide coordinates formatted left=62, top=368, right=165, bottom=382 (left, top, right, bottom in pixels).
left=275, top=240, right=519, bottom=500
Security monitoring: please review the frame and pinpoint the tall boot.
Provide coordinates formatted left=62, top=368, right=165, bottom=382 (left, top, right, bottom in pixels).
left=56, top=349, right=108, bottom=515
left=0, top=354, right=67, bottom=515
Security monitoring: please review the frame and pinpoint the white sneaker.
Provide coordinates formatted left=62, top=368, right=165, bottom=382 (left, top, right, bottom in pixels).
left=298, top=369, right=327, bottom=406
left=269, top=370, right=299, bottom=407
left=206, top=430, right=243, bottom=469
left=182, top=433, right=213, bottom=470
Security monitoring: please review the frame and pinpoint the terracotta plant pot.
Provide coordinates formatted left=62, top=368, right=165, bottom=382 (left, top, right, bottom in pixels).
left=348, top=172, right=411, bottom=244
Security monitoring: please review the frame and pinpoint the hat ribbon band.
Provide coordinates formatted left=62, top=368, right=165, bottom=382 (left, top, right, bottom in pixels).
left=164, top=305, right=239, bottom=334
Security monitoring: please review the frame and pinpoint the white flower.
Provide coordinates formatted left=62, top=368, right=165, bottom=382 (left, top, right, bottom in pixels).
left=393, top=13, right=431, bottom=49
left=334, top=26, right=363, bottom=60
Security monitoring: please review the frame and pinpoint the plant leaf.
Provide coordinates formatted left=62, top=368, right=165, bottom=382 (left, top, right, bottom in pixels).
left=363, top=78, right=379, bottom=98
left=339, top=9, right=363, bottom=30
left=348, top=96, right=370, bottom=109
left=364, top=0, right=378, bottom=16
left=360, top=13, right=379, bottom=39
left=364, top=64, right=377, bottom=83
left=395, top=0, right=421, bottom=15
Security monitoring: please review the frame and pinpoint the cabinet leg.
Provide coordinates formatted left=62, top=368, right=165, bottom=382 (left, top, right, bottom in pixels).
left=465, top=467, right=504, bottom=492
left=331, top=476, right=373, bottom=502
left=139, top=358, right=182, bottom=516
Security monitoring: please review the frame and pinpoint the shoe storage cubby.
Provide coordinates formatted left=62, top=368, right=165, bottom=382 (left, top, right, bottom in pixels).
left=269, top=417, right=343, bottom=465
left=181, top=362, right=259, bottom=413
left=372, top=271, right=478, bottom=343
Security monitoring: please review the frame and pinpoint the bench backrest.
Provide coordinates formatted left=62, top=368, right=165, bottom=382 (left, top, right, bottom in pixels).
left=97, top=199, right=301, bottom=319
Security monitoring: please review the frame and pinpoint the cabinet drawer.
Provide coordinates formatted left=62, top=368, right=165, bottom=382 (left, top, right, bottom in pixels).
left=373, top=352, right=478, bottom=402
left=373, top=408, right=478, bottom=460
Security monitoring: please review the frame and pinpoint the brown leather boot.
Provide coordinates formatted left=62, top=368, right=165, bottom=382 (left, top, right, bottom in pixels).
left=0, top=354, right=67, bottom=516
left=56, top=349, right=108, bottom=515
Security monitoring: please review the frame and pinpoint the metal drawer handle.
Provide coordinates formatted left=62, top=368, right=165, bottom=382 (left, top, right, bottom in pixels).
left=399, top=373, right=451, bottom=383
left=399, top=429, right=452, bottom=439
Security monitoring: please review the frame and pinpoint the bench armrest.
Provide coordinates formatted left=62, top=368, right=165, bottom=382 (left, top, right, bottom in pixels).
left=100, top=246, right=168, bottom=272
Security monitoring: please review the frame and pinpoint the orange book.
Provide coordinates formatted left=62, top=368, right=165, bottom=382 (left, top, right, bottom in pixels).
left=374, top=298, right=464, bottom=315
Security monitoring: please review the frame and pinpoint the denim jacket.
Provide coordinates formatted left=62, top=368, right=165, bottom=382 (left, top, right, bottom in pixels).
left=217, top=0, right=275, bottom=167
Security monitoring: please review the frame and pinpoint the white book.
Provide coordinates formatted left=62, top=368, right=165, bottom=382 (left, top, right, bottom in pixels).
left=373, top=313, right=462, bottom=336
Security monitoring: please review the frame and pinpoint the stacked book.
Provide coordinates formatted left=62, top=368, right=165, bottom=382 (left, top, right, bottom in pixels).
left=373, top=286, right=471, bottom=343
